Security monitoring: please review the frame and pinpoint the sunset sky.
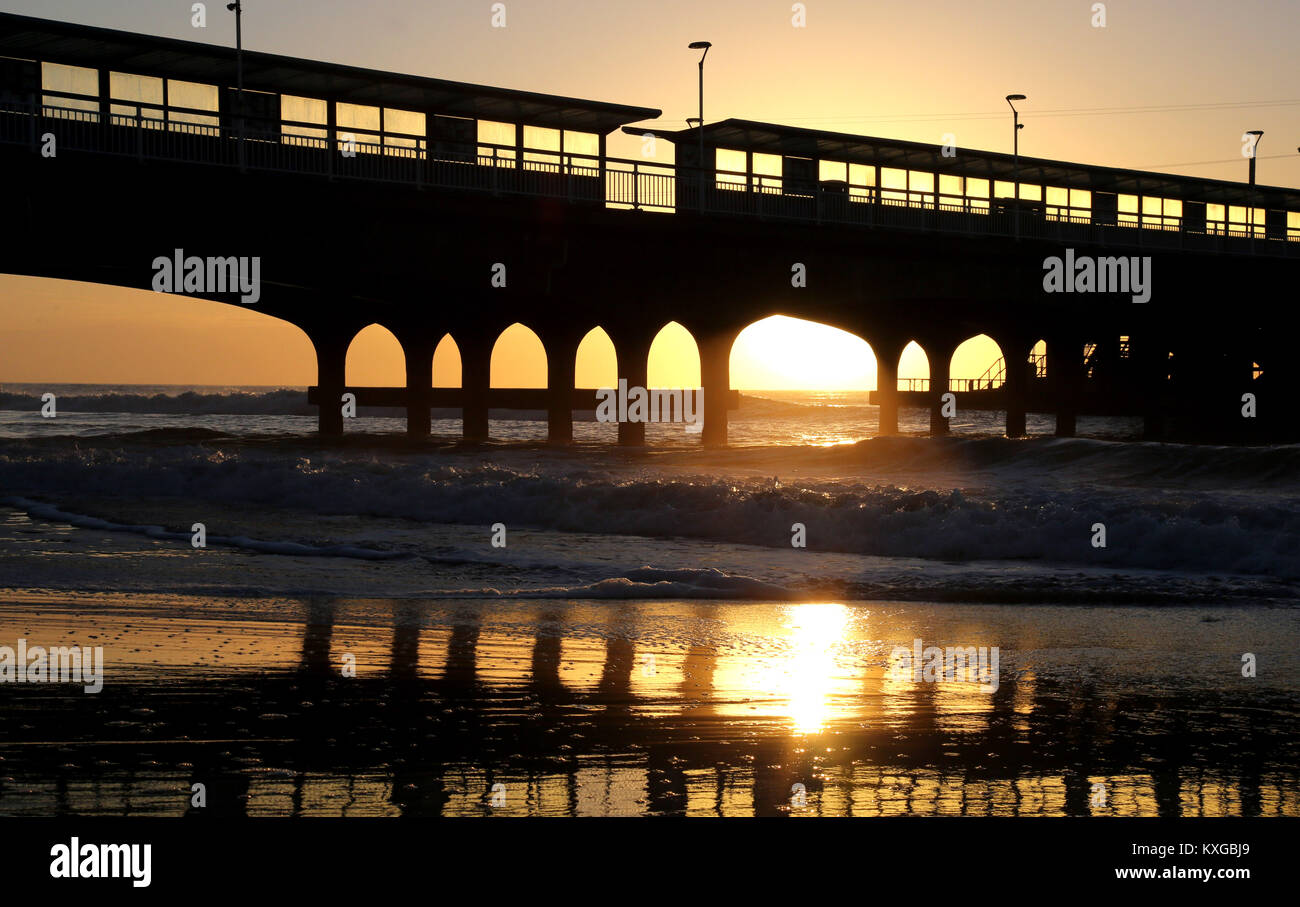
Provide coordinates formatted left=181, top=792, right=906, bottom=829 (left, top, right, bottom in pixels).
left=2, top=0, right=1297, bottom=390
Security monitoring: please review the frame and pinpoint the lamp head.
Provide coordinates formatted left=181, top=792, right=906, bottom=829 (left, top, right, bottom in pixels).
left=689, top=41, right=712, bottom=49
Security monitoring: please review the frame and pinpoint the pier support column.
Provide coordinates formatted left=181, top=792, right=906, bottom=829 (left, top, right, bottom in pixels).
left=928, top=352, right=952, bottom=436
left=1049, top=336, right=1082, bottom=438
left=461, top=333, right=491, bottom=441
left=313, top=330, right=349, bottom=438
left=1003, top=341, right=1030, bottom=439
left=1136, top=337, right=1167, bottom=441
left=545, top=335, right=579, bottom=445
left=699, top=332, right=732, bottom=447
left=403, top=336, right=436, bottom=439
left=875, top=345, right=901, bottom=436
left=613, top=333, right=650, bottom=447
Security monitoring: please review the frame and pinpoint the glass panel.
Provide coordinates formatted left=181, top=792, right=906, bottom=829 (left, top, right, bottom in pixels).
left=848, top=163, right=874, bottom=186
left=881, top=167, right=907, bottom=202
left=819, top=159, right=847, bottom=182
left=752, top=152, right=782, bottom=192
left=384, top=108, right=425, bottom=151
left=337, top=102, right=380, bottom=153
left=717, top=148, right=747, bottom=188
left=110, top=72, right=164, bottom=127
left=282, top=95, right=326, bottom=140
left=41, top=62, right=98, bottom=113
left=563, top=130, right=599, bottom=161
left=1118, top=194, right=1139, bottom=226
left=521, top=125, right=558, bottom=166
left=166, top=79, right=218, bottom=130
left=477, top=119, right=515, bottom=165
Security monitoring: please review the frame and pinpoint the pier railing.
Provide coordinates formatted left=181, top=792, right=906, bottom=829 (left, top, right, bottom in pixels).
left=3, top=97, right=1296, bottom=257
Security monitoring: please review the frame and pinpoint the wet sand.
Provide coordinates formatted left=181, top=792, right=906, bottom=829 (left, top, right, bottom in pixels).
left=2, top=592, right=1297, bottom=817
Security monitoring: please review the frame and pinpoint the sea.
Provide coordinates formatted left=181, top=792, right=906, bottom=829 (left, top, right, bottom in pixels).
left=0, top=383, right=1297, bottom=817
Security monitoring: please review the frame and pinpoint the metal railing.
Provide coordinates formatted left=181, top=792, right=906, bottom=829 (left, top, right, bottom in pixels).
left=3, top=97, right=1297, bottom=257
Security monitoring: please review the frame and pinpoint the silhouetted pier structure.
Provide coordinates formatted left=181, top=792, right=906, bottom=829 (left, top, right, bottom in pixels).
left=2, top=12, right=1297, bottom=443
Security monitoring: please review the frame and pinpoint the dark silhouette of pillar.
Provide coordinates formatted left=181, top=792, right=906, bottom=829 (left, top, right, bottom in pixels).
left=699, top=331, right=733, bottom=447
left=1001, top=339, right=1030, bottom=438
left=403, top=334, right=436, bottom=439
left=927, top=345, right=953, bottom=436
left=612, top=332, right=650, bottom=447
left=1048, top=336, right=1082, bottom=438
left=312, top=330, right=350, bottom=437
left=875, top=341, right=903, bottom=436
left=545, top=334, right=579, bottom=444
left=460, top=332, right=492, bottom=441
left=1135, top=336, right=1167, bottom=441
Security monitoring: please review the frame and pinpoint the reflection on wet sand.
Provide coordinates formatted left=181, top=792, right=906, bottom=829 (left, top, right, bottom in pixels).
left=0, top=597, right=1297, bottom=817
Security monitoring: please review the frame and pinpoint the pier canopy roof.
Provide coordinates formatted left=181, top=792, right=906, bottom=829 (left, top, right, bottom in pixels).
left=630, top=118, right=1300, bottom=209
left=0, top=12, right=660, bottom=134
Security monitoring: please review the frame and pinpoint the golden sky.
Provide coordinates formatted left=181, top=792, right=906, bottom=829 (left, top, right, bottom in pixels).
left=1, top=0, right=1295, bottom=389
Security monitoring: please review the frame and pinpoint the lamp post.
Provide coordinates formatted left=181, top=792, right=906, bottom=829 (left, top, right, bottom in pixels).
left=1245, top=130, right=1262, bottom=185
left=1245, top=130, right=1262, bottom=239
left=1006, top=94, right=1026, bottom=238
left=227, top=1, right=244, bottom=169
left=688, top=41, right=711, bottom=209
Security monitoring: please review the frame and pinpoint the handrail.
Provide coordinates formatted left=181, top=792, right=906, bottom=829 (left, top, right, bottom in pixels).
left=2, top=98, right=1296, bottom=256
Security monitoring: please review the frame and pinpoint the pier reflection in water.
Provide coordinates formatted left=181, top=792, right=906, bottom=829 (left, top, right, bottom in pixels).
left=0, top=597, right=1296, bottom=817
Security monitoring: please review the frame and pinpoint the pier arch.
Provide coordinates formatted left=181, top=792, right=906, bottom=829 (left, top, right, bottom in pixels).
left=648, top=321, right=701, bottom=388
left=490, top=323, right=547, bottom=388
left=345, top=323, right=405, bottom=387
left=575, top=327, right=617, bottom=388
left=433, top=333, right=462, bottom=387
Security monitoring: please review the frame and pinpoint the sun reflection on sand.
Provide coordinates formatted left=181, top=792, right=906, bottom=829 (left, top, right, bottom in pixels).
left=737, top=603, right=851, bottom=735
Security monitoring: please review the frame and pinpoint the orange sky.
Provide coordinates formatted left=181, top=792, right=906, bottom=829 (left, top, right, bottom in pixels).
left=1, top=0, right=1295, bottom=390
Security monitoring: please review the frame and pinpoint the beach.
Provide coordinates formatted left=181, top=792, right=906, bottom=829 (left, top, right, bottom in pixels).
left=1, top=388, right=1298, bottom=816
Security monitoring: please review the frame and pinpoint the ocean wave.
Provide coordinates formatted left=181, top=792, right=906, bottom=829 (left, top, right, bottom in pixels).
left=0, top=388, right=315, bottom=416
left=427, top=567, right=798, bottom=600
left=2, top=438, right=1299, bottom=579
left=2, top=496, right=410, bottom=560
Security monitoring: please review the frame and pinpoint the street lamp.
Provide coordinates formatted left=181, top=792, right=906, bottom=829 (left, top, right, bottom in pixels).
left=1245, top=130, right=1262, bottom=238
left=689, top=41, right=712, bottom=207
left=1006, top=94, right=1026, bottom=237
left=1245, top=130, right=1262, bottom=185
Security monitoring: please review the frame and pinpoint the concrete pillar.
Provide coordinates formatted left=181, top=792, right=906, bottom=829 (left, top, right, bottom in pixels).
left=1137, top=337, right=1167, bottom=441
left=313, top=331, right=349, bottom=437
left=875, top=346, right=901, bottom=436
left=928, top=350, right=952, bottom=436
left=546, top=335, right=579, bottom=444
left=403, top=336, right=435, bottom=439
left=614, top=334, right=649, bottom=447
left=699, top=332, right=732, bottom=447
left=1048, top=336, right=1081, bottom=438
left=461, top=333, right=491, bottom=441
left=1003, top=341, right=1030, bottom=438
